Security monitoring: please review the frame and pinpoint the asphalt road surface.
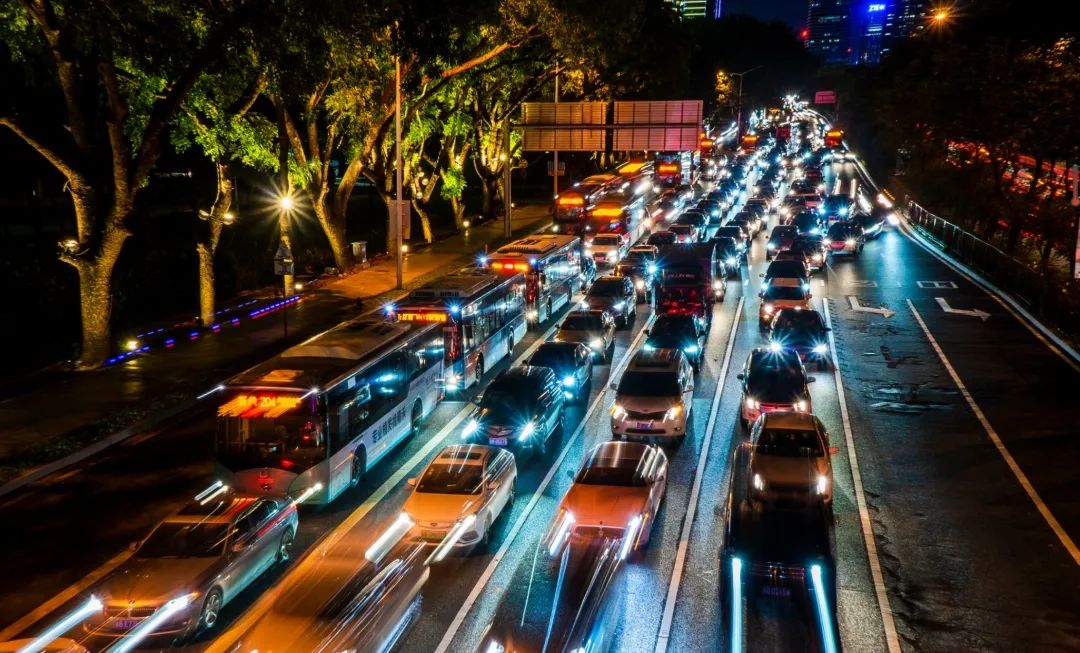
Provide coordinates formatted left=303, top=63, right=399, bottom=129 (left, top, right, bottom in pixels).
left=3, top=158, right=1079, bottom=653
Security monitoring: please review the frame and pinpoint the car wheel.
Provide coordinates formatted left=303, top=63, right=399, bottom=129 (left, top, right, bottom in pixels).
left=199, top=589, right=223, bottom=632
left=479, top=516, right=493, bottom=551
left=605, top=343, right=614, bottom=364
left=348, top=449, right=365, bottom=488
left=277, top=528, right=295, bottom=563
left=579, top=379, right=592, bottom=404
left=508, top=479, right=517, bottom=506
left=536, top=434, right=548, bottom=458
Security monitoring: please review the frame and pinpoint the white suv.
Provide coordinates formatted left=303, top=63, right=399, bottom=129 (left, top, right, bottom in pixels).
left=611, top=349, right=694, bottom=441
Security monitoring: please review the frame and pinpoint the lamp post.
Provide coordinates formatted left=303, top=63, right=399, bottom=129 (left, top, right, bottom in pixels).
left=732, top=65, right=764, bottom=142
left=553, top=65, right=560, bottom=204
left=277, top=191, right=295, bottom=298
left=394, top=54, right=404, bottom=289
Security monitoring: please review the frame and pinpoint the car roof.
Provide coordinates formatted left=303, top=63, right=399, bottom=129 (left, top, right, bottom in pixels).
left=536, top=340, right=586, bottom=353
left=171, top=492, right=263, bottom=524
left=628, top=348, right=682, bottom=369
left=586, top=440, right=656, bottom=465
left=432, top=444, right=494, bottom=466
left=760, top=411, right=817, bottom=430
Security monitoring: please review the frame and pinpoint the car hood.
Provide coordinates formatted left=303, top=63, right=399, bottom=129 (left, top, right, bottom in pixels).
left=403, top=492, right=481, bottom=526
left=98, top=557, right=219, bottom=606
left=647, top=335, right=694, bottom=350
left=616, top=394, right=682, bottom=412
left=583, top=297, right=619, bottom=310
left=751, top=455, right=826, bottom=487
left=561, top=485, right=649, bottom=528
left=557, top=328, right=604, bottom=344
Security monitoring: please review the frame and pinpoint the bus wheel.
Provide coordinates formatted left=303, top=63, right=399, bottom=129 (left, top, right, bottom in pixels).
left=349, top=449, right=365, bottom=488
left=410, top=401, right=424, bottom=436
left=475, top=355, right=485, bottom=384
left=506, top=336, right=514, bottom=361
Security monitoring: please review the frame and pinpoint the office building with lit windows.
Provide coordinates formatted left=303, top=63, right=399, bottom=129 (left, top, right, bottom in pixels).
left=806, top=0, right=853, bottom=64
left=665, top=0, right=722, bottom=19
left=808, top=0, right=930, bottom=65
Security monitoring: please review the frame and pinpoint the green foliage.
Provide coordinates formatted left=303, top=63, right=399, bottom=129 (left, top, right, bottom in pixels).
left=440, top=163, right=466, bottom=201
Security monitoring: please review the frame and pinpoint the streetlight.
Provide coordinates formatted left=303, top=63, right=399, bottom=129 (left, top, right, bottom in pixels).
left=731, top=65, right=764, bottom=143
left=932, top=8, right=950, bottom=23
left=275, top=187, right=296, bottom=298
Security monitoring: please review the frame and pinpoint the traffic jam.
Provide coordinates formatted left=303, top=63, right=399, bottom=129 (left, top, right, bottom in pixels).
left=16, top=108, right=906, bottom=653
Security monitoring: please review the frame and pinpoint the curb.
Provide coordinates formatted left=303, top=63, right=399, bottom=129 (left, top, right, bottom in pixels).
left=0, top=398, right=198, bottom=500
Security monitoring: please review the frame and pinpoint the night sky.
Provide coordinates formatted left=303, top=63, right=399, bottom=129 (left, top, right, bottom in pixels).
left=721, top=0, right=807, bottom=30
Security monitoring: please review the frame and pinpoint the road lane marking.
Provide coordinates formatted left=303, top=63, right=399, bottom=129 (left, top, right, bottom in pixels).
left=907, top=300, right=1080, bottom=566
left=653, top=297, right=743, bottom=653
left=433, top=315, right=654, bottom=653
left=847, top=296, right=895, bottom=319
left=935, top=297, right=990, bottom=321
left=823, top=298, right=902, bottom=653
left=917, top=280, right=957, bottom=289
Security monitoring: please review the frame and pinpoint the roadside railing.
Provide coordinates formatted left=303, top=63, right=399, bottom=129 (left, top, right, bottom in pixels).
left=904, top=198, right=1080, bottom=345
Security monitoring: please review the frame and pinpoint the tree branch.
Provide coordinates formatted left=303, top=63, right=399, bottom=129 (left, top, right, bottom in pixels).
left=98, top=60, right=131, bottom=203
left=0, top=116, right=87, bottom=185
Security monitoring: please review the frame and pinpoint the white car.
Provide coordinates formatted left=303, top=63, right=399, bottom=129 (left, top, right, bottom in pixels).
left=589, top=233, right=628, bottom=267
left=404, top=445, right=516, bottom=551
left=611, top=349, right=694, bottom=441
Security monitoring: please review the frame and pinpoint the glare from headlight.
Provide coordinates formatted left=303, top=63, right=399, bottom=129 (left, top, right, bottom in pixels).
left=816, top=474, right=830, bottom=495
left=642, top=342, right=656, bottom=352
left=589, top=337, right=603, bottom=350
left=762, top=303, right=774, bottom=314
left=635, top=279, right=645, bottom=290
left=745, top=396, right=758, bottom=409
left=822, top=239, right=832, bottom=246
left=845, top=238, right=855, bottom=246
left=563, top=375, right=576, bottom=387
left=611, top=404, right=627, bottom=419
left=613, top=301, right=625, bottom=310
left=683, top=344, right=699, bottom=354
left=463, top=419, right=479, bottom=437
left=727, top=257, right=737, bottom=265
left=812, top=254, right=823, bottom=261
left=519, top=421, right=536, bottom=439
left=753, top=473, right=765, bottom=491
left=813, top=343, right=828, bottom=354
left=794, top=400, right=808, bottom=412
left=767, top=242, right=776, bottom=250
left=665, top=403, right=683, bottom=421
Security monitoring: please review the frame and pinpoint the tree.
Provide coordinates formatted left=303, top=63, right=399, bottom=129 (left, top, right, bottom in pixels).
left=0, top=0, right=254, bottom=367
left=172, top=69, right=277, bottom=325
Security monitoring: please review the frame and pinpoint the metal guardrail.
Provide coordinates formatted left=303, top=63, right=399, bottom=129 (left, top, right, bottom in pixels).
left=905, top=198, right=1080, bottom=342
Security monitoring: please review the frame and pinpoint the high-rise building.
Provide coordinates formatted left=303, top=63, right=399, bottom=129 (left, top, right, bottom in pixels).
left=665, top=0, right=722, bottom=19
left=806, top=0, right=854, bottom=64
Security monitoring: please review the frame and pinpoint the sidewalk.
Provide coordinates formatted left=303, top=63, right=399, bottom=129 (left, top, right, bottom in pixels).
left=0, top=205, right=552, bottom=484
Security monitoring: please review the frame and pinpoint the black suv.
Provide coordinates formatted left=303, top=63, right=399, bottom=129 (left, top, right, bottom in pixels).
left=584, top=275, right=637, bottom=328
left=463, top=366, right=565, bottom=456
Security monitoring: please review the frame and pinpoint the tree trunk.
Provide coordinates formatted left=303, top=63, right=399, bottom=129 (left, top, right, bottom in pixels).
left=72, top=224, right=127, bottom=368
left=312, top=193, right=350, bottom=273
left=480, top=173, right=502, bottom=220
left=450, top=195, right=467, bottom=228
left=412, top=198, right=434, bottom=243
left=197, top=160, right=233, bottom=325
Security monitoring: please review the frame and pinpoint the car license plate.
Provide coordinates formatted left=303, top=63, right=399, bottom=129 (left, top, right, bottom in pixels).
left=421, top=529, right=444, bottom=540
left=113, top=619, right=139, bottom=630
left=636, top=422, right=652, bottom=429
left=489, top=437, right=508, bottom=446
left=761, top=586, right=791, bottom=598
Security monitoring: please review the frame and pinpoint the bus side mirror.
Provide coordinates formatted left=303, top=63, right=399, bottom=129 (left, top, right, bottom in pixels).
left=407, top=477, right=417, bottom=487
left=609, top=382, right=617, bottom=391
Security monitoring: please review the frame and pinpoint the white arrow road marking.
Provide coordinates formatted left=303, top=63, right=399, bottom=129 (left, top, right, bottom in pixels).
left=847, top=296, right=895, bottom=318
left=935, top=297, right=990, bottom=321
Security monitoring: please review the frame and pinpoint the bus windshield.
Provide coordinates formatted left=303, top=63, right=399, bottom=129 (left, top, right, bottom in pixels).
left=215, top=393, right=326, bottom=472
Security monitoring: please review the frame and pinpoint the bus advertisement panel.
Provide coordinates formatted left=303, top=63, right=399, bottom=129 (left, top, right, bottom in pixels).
left=387, top=269, right=527, bottom=394
left=213, top=318, right=444, bottom=504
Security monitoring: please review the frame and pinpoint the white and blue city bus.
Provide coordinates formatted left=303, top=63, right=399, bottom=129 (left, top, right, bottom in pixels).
left=214, top=318, right=444, bottom=504
left=386, top=268, right=528, bottom=395
left=487, top=234, right=583, bottom=328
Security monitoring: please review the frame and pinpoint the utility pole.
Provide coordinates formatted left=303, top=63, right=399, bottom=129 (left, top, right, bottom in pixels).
left=276, top=104, right=294, bottom=298
left=732, top=65, right=764, bottom=142
left=395, top=55, right=404, bottom=289
left=503, top=119, right=512, bottom=239
left=553, top=67, right=560, bottom=203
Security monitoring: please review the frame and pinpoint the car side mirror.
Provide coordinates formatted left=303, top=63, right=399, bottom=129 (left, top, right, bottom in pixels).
left=829, top=446, right=840, bottom=455
left=610, top=382, right=617, bottom=391
left=825, top=327, right=832, bottom=331
left=231, top=540, right=248, bottom=554
left=736, top=373, right=744, bottom=380
left=807, top=377, right=817, bottom=383
left=129, top=540, right=140, bottom=552
left=758, top=273, right=764, bottom=277
left=566, top=470, right=575, bottom=481
left=407, top=477, right=417, bottom=487
left=487, top=480, right=500, bottom=492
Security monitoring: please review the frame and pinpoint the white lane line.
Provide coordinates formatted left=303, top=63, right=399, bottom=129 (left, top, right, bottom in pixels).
left=433, top=315, right=654, bottom=653
left=822, top=297, right=902, bottom=653
left=654, top=297, right=743, bottom=653
left=907, top=300, right=1080, bottom=566
left=4, top=323, right=561, bottom=646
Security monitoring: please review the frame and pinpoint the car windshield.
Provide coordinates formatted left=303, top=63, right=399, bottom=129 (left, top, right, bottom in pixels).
left=770, top=227, right=797, bottom=240
left=716, top=228, right=743, bottom=240
left=747, top=366, right=805, bottom=402
left=823, top=197, right=848, bottom=210
left=137, top=522, right=230, bottom=559
left=593, top=235, right=620, bottom=246
left=773, top=311, right=824, bottom=332
left=650, top=318, right=695, bottom=341
left=649, top=232, right=676, bottom=245
left=763, top=285, right=809, bottom=300
left=766, top=261, right=808, bottom=279
left=417, top=462, right=484, bottom=494
left=481, top=389, right=535, bottom=424
left=561, top=313, right=602, bottom=331
left=619, top=370, right=680, bottom=396
left=757, top=428, right=823, bottom=457
left=530, top=346, right=575, bottom=369
left=827, top=224, right=854, bottom=238
left=575, top=456, right=648, bottom=487
left=588, top=280, right=624, bottom=297
left=670, top=225, right=693, bottom=234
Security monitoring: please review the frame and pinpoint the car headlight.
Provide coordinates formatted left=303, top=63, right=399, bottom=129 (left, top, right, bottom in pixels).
left=838, top=207, right=848, bottom=216
left=683, top=344, right=699, bottom=354
left=813, top=343, right=828, bottom=354
left=519, top=421, right=536, bottom=439
left=563, top=375, right=576, bottom=387
left=727, top=257, right=737, bottom=265
left=635, top=279, right=645, bottom=290
left=445, top=373, right=461, bottom=389
left=712, top=280, right=722, bottom=290
left=589, top=337, right=603, bottom=350
left=611, top=404, right=627, bottom=419
left=767, top=242, right=776, bottom=250
left=794, top=400, right=808, bottom=412
left=642, top=342, right=656, bottom=352
left=822, top=239, right=832, bottom=246
left=762, top=303, right=774, bottom=315
left=647, top=263, right=657, bottom=274
left=527, top=309, right=539, bottom=320
left=613, top=301, right=625, bottom=310
left=845, top=238, right=855, bottom=246
left=816, top=474, right=830, bottom=495
left=753, top=473, right=765, bottom=491
left=463, top=419, right=480, bottom=437
left=812, top=254, right=823, bottom=261
left=745, top=397, right=758, bottom=410
left=665, top=403, right=683, bottom=421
